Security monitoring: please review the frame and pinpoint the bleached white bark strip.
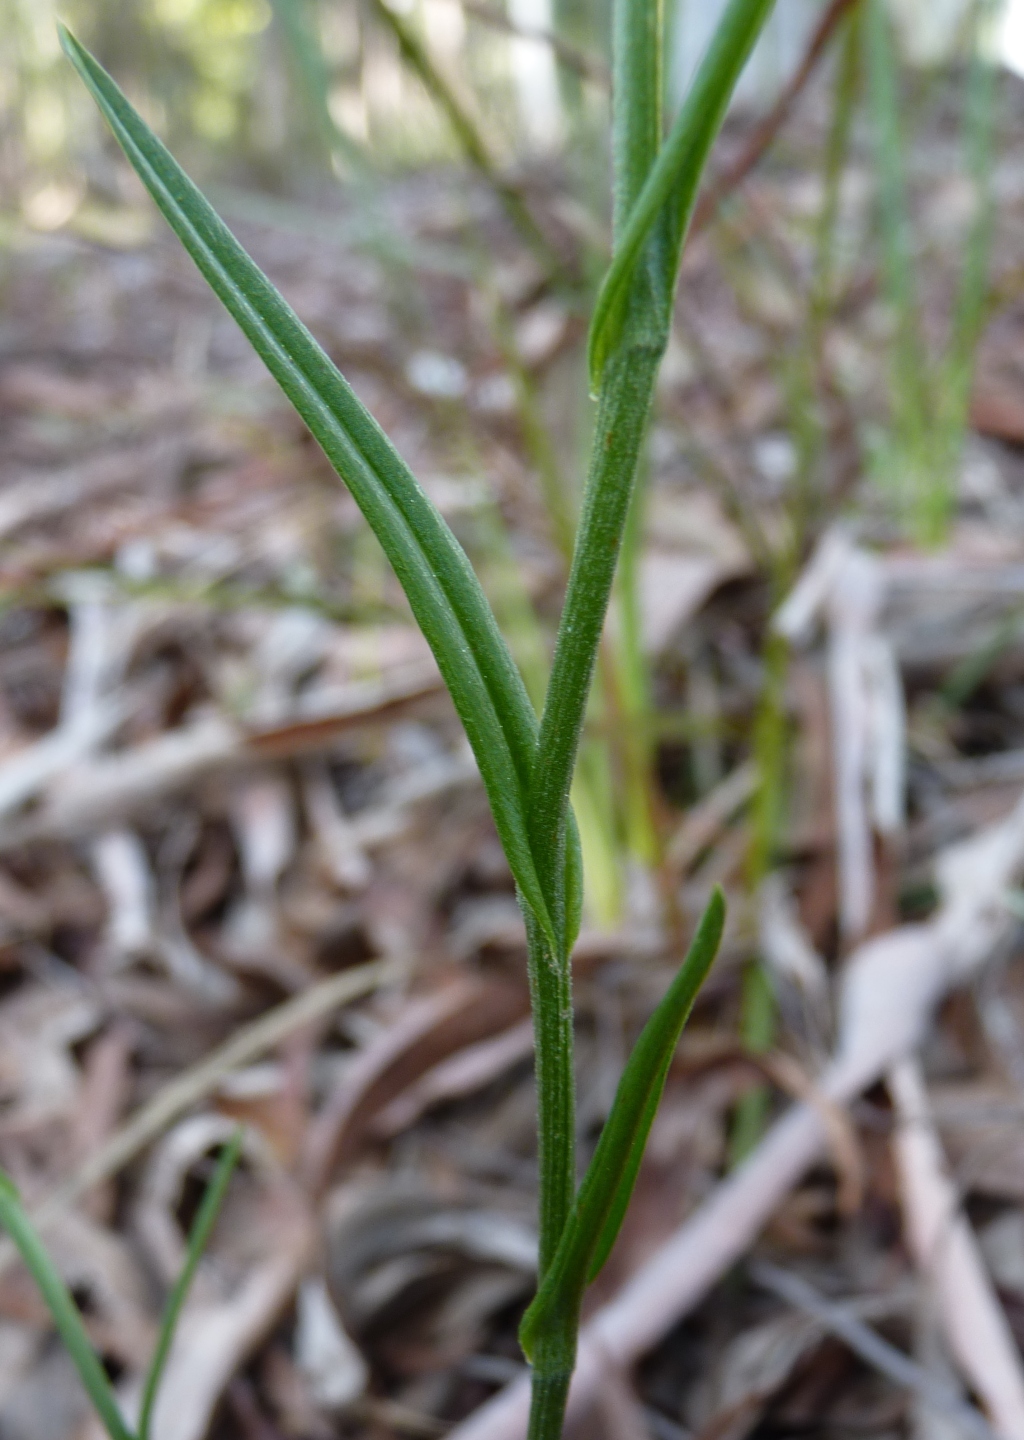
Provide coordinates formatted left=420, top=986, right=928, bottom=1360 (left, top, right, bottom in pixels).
left=890, top=1058, right=1024, bottom=1440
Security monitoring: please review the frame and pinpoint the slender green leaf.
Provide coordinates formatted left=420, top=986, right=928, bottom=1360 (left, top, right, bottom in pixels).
left=527, top=348, right=661, bottom=938
left=138, top=1130, right=244, bottom=1440
left=864, top=0, right=927, bottom=432
left=519, top=888, right=725, bottom=1361
left=0, top=1174, right=134, bottom=1440
left=946, top=2, right=996, bottom=406
left=59, top=26, right=574, bottom=952
left=588, top=0, right=774, bottom=390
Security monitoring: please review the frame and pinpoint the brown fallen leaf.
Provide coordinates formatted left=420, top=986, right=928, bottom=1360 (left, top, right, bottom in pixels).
left=301, top=974, right=529, bottom=1195
left=372, top=1017, right=535, bottom=1138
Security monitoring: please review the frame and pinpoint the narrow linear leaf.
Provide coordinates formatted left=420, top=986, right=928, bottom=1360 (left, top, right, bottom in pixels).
left=59, top=27, right=567, bottom=950
left=519, top=888, right=725, bottom=1360
left=138, top=1129, right=244, bottom=1440
left=0, top=1175, right=135, bottom=1440
left=588, top=0, right=774, bottom=390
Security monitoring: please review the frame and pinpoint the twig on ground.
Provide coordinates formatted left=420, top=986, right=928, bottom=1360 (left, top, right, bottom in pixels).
left=749, top=1262, right=1001, bottom=1440
left=0, top=664, right=445, bottom=850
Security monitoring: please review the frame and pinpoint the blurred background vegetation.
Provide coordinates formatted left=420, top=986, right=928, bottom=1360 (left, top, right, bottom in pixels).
left=2, top=0, right=1022, bottom=932
left=7, top=0, right=1007, bottom=229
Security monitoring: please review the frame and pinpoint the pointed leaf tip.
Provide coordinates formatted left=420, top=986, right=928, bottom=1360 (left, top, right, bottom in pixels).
left=58, top=28, right=570, bottom=953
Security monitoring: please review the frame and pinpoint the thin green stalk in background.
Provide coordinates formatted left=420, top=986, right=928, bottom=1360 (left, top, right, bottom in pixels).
left=270, top=0, right=366, bottom=173
left=137, top=1130, right=244, bottom=1440
left=730, top=626, right=788, bottom=1163
left=59, top=3, right=776, bottom=1432
left=0, top=1131, right=242, bottom=1440
left=367, top=0, right=569, bottom=280
left=938, top=0, right=997, bottom=492
left=0, top=1176, right=135, bottom=1440
left=865, top=0, right=996, bottom=545
left=810, top=1, right=862, bottom=336
left=732, top=7, right=861, bottom=1162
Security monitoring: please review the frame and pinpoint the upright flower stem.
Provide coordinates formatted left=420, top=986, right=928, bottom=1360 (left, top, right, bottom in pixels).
left=522, top=9, right=773, bottom=1438
left=528, top=345, right=663, bottom=896
left=60, top=9, right=777, bottom=1440
left=524, top=341, right=662, bottom=1440
left=527, top=1372, right=574, bottom=1440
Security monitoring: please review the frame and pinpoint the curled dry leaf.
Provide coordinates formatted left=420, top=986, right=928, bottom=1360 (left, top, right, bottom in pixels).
left=688, top=1309, right=826, bottom=1440
left=757, top=871, right=830, bottom=1042
left=372, top=1017, right=536, bottom=1138
left=44, top=1208, right=156, bottom=1372
left=293, top=1275, right=369, bottom=1412
left=0, top=440, right=186, bottom=544
left=0, top=662, right=444, bottom=853
left=0, top=957, right=402, bottom=1284
left=325, top=1180, right=536, bottom=1376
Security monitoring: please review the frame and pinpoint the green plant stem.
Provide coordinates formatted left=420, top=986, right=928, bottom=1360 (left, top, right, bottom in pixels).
left=612, top=479, right=660, bottom=867
left=731, top=622, right=788, bottom=1164
left=525, top=914, right=576, bottom=1279
left=528, top=345, right=661, bottom=910
left=523, top=12, right=774, bottom=1428
left=524, top=914, right=576, bottom=1437
left=527, top=1372, right=573, bottom=1440
left=810, top=1, right=861, bottom=334
left=730, top=961, right=776, bottom=1161
left=521, top=890, right=725, bottom=1426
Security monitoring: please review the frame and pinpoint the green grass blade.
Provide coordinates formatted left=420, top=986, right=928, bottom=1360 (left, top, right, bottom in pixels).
left=59, top=25, right=566, bottom=950
left=138, top=1130, right=244, bottom=1440
left=270, top=0, right=365, bottom=171
left=519, top=888, right=725, bottom=1361
left=863, top=0, right=928, bottom=442
left=0, top=1175, right=135, bottom=1440
left=367, top=0, right=565, bottom=277
left=946, top=3, right=996, bottom=401
left=588, top=0, right=773, bottom=390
